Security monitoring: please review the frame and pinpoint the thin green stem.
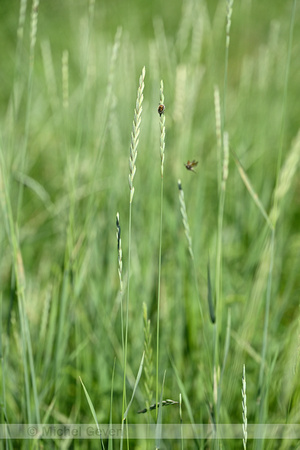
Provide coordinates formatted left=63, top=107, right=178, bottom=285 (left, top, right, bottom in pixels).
left=122, top=204, right=131, bottom=420
left=121, top=68, right=145, bottom=450
left=257, top=0, right=296, bottom=429
left=156, top=178, right=163, bottom=417
left=273, top=0, right=297, bottom=221
left=156, top=80, right=165, bottom=417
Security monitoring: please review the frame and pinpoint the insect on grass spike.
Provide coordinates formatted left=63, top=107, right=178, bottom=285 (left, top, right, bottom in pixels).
left=158, top=103, right=165, bottom=116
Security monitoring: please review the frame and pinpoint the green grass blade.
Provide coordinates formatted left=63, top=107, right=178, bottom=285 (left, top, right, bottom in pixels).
left=79, top=376, right=105, bottom=450
left=123, top=351, right=145, bottom=421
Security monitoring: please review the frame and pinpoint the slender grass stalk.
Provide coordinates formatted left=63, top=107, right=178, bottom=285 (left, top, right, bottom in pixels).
left=177, top=179, right=213, bottom=393
left=143, top=303, right=154, bottom=415
left=94, top=27, right=122, bottom=166
left=178, top=180, right=204, bottom=323
left=207, top=258, right=216, bottom=324
left=213, top=130, right=229, bottom=425
left=214, top=2, right=233, bottom=416
left=169, top=354, right=200, bottom=449
left=212, top=85, right=222, bottom=425
left=17, top=0, right=40, bottom=222
left=214, top=86, right=222, bottom=192
left=83, top=28, right=123, bottom=242
left=12, top=0, right=27, bottom=127
left=155, top=370, right=166, bottom=450
left=123, top=351, right=145, bottom=421
left=0, top=292, right=8, bottom=436
left=122, top=67, right=145, bottom=433
left=0, top=149, right=40, bottom=424
left=215, top=131, right=229, bottom=327
left=116, top=212, right=125, bottom=361
left=156, top=80, right=165, bottom=417
left=41, top=40, right=59, bottom=116
left=179, top=393, right=183, bottom=450
left=273, top=0, right=297, bottom=215
left=233, top=153, right=273, bottom=230
left=242, top=364, right=247, bottom=449
left=62, top=50, right=69, bottom=111
left=79, top=377, right=105, bottom=449
left=216, top=308, right=231, bottom=418
left=108, top=358, right=116, bottom=450
left=121, top=352, right=145, bottom=449
left=214, top=0, right=234, bottom=343
left=257, top=2, right=297, bottom=429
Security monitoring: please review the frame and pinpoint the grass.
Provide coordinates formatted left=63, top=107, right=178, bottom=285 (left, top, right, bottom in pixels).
left=0, top=0, right=300, bottom=448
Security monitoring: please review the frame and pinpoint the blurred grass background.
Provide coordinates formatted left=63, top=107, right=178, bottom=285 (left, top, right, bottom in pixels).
left=0, top=0, right=299, bottom=448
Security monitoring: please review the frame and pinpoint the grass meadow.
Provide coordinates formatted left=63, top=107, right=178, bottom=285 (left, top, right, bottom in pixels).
left=0, top=0, right=300, bottom=448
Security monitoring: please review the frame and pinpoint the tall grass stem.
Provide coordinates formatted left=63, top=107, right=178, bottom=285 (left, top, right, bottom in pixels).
left=156, top=80, right=165, bottom=416
left=122, top=67, right=145, bottom=430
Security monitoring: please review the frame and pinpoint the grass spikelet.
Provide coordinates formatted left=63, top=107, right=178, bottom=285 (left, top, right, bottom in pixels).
left=178, top=179, right=207, bottom=328
left=105, top=27, right=122, bottom=112
left=143, top=303, right=154, bottom=413
left=41, top=41, right=59, bottom=114
left=128, top=66, right=146, bottom=204
left=30, top=0, right=39, bottom=64
left=242, top=364, right=247, bottom=449
left=178, top=180, right=193, bottom=260
left=116, top=212, right=123, bottom=293
left=225, top=0, right=234, bottom=49
left=223, top=0, right=234, bottom=131
left=17, top=0, right=27, bottom=41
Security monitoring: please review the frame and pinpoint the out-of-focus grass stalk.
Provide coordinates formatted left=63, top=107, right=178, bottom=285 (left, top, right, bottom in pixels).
left=258, top=1, right=297, bottom=428
left=213, top=0, right=233, bottom=424
left=17, top=0, right=39, bottom=221
left=214, top=131, right=229, bottom=423
left=222, top=0, right=234, bottom=135
left=178, top=179, right=213, bottom=371
left=156, top=80, right=165, bottom=417
left=215, top=130, right=229, bottom=330
left=0, top=149, right=40, bottom=424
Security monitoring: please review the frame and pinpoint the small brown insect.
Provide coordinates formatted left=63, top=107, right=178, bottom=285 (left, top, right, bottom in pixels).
left=158, top=104, right=165, bottom=116
left=184, top=160, right=198, bottom=172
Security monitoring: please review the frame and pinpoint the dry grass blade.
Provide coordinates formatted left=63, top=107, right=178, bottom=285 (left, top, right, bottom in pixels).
left=123, top=351, right=145, bottom=421
left=79, top=377, right=105, bottom=450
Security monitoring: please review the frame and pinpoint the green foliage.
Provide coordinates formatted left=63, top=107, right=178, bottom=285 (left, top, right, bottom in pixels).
left=0, top=0, right=299, bottom=448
